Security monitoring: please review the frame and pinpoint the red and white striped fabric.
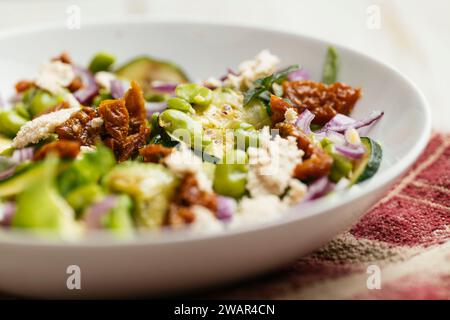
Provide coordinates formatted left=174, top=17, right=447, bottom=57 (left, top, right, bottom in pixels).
left=213, top=133, right=450, bottom=299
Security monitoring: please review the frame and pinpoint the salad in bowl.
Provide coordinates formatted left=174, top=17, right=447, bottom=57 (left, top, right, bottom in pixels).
left=0, top=48, right=383, bottom=238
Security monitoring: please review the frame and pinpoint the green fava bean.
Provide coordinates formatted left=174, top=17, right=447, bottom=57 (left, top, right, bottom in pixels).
left=175, top=83, right=212, bottom=106
left=213, top=150, right=248, bottom=199
left=167, top=97, right=195, bottom=114
left=89, top=52, right=116, bottom=73
left=0, top=110, right=28, bottom=137
left=159, top=109, right=208, bottom=147
left=29, top=90, right=62, bottom=116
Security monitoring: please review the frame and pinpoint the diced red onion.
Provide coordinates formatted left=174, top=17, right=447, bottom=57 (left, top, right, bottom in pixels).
left=0, top=202, right=16, bottom=227
left=335, top=144, right=365, bottom=159
left=0, top=148, right=34, bottom=181
left=110, top=79, right=125, bottom=99
left=322, top=111, right=384, bottom=133
left=151, top=82, right=177, bottom=94
left=220, top=68, right=239, bottom=81
left=73, top=66, right=99, bottom=105
left=145, top=101, right=167, bottom=118
left=303, top=177, right=335, bottom=202
left=288, top=68, right=310, bottom=81
left=216, top=196, right=236, bottom=221
left=11, top=147, right=34, bottom=162
left=0, top=165, right=16, bottom=181
left=295, top=109, right=315, bottom=134
left=84, top=195, right=118, bottom=229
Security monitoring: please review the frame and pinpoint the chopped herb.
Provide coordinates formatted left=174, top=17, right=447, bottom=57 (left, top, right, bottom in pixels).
left=322, top=46, right=339, bottom=84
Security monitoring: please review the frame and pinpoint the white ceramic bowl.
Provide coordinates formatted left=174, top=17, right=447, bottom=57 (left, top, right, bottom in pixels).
left=0, top=19, right=430, bottom=298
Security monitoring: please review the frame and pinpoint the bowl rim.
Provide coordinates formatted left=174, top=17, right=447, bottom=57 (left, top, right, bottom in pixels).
left=0, top=18, right=432, bottom=247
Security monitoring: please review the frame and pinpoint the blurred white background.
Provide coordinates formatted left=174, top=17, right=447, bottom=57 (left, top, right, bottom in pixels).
left=0, top=0, right=448, bottom=130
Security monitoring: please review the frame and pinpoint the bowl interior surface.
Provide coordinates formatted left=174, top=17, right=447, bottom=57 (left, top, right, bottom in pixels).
left=0, top=20, right=430, bottom=245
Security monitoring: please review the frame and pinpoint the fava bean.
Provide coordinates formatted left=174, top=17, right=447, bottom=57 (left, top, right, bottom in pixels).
left=0, top=110, right=28, bottom=138
left=29, top=90, right=62, bottom=116
left=167, top=97, right=195, bottom=114
left=175, top=83, right=212, bottom=107
left=213, top=149, right=248, bottom=199
left=89, top=52, right=116, bottom=74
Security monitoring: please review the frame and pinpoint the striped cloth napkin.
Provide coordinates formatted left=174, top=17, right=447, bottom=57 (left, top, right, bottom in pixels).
left=213, top=132, right=450, bottom=299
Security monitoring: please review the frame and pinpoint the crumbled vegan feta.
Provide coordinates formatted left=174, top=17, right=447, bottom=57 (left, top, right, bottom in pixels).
left=224, top=50, right=280, bottom=90
left=284, top=108, right=298, bottom=125
left=95, top=71, right=117, bottom=91
left=35, top=61, right=75, bottom=94
left=246, top=127, right=303, bottom=197
left=12, top=107, right=79, bottom=148
left=230, top=195, right=285, bottom=227
left=203, top=77, right=222, bottom=89
left=282, top=179, right=307, bottom=206
left=189, top=205, right=224, bottom=234
left=164, top=143, right=213, bottom=192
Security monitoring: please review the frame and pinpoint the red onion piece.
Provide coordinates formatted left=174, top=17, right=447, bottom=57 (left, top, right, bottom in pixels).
left=288, top=68, right=310, bottom=81
left=0, top=202, right=15, bottom=227
left=0, top=148, right=34, bottom=181
left=145, top=101, right=167, bottom=118
left=220, top=68, right=239, bottom=81
left=0, top=165, right=16, bottom=181
left=322, top=111, right=384, bottom=133
left=303, top=177, right=335, bottom=202
left=335, top=144, right=365, bottom=159
left=295, top=109, right=314, bottom=134
left=11, top=147, right=34, bottom=162
left=73, top=66, right=99, bottom=105
left=151, top=82, right=177, bottom=93
left=84, top=196, right=118, bottom=229
left=216, top=196, right=236, bottom=221
left=110, top=79, right=125, bottom=99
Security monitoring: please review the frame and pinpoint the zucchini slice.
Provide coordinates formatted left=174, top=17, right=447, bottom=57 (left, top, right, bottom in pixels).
left=351, top=137, right=382, bottom=184
left=115, top=56, right=189, bottom=95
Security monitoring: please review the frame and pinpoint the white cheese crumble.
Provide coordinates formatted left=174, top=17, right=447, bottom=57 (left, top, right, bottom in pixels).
left=12, top=107, right=79, bottom=148
left=95, top=71, right=117, bottom=91
left=189, top=205, right=224, bottom=234
left=246, top=127, right=303, bottom=197
left=35, top=61, right=75, bottom=94
left=230, top=195, right=285, bottom=227
left=284, top=108, right=298, bottom=125
left=282, top=179, right=307, bottom=206
left=203, top=77, right=222, bottom=89
left=224, top=50, right=280, bottom=90
left=163, top=143, right=212, bottom=192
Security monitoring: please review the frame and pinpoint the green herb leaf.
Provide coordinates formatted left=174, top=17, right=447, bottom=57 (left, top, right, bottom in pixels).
left=243, top=86, right=266, bottom=106
left=322, top=46, right=339, bottom=85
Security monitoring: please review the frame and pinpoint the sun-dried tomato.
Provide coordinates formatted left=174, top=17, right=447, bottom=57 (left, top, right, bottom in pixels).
left=124, top=80, right=147, bottom=133
left=15, top=80, right=34, bottom=93
left=283, top=80, right=361, bottom=125
left=98, top=99, right=130, bottom=141
left=67, top=76, right=83, bottom=92
left=55, top=107, right=102, bottom=145
left=33, top=140, right=81, bottom=161
left=269, top=95, right=297, bottom=124
left=275, top=122, right=333, bottom=182
left=166, top=173, right=217, bottom=226
left=52, top=52, right=72, bottom=64
left=114, top=125, right=150, bottom=162
left=139, top=144, right=173, bottom=163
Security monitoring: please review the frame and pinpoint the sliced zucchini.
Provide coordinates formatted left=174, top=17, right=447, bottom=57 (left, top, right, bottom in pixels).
left=115, top=56, right=189, bottom=95
left=351, top=137, right=382, bottom=184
